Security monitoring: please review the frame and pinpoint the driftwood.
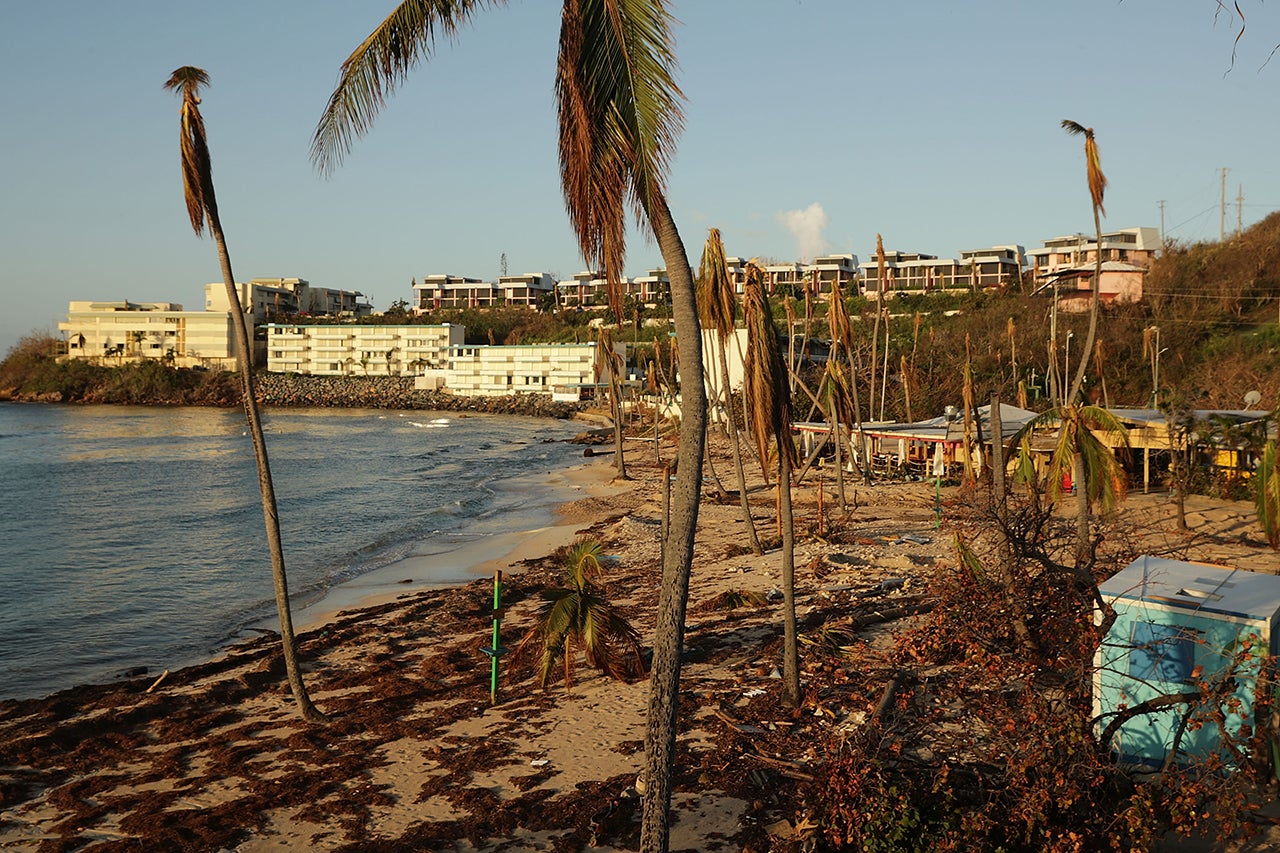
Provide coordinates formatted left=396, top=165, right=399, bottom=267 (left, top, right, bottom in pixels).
left=146, top=670, right=170, bottom=694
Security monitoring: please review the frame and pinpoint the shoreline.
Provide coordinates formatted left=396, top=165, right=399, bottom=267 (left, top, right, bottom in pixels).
left=293, top=455, right=627, bottom=631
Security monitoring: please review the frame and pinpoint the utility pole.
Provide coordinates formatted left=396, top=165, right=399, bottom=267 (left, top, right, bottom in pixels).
left=1220, top=167, right=1229, bottom=243
left=1157, top=199, right=1167, bottom=253
left=1237, top=184, right=1244, bottom=238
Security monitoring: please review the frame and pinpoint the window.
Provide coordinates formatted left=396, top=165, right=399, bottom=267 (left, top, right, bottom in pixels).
left=1129, top=621, right=1197, bottom=682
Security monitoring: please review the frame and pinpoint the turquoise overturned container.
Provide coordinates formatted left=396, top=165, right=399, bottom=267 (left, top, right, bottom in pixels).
left=1093, top=556, right=1280, bottom=768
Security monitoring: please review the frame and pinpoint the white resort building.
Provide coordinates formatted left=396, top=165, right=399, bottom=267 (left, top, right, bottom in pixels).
left=205, top=278, right=373, bottom=321
left=59, top=301, right=240, bottom=370
left=419, top=342, right=621, bottom=401
left=265, top=324, right=465, bottom=376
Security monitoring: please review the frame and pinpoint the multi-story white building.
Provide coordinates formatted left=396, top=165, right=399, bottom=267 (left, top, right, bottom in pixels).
left=414, top=272, right=557, bottom=311
left=264, top=323, right=465, bottom=376
left=59, top=301, right=240, bottom=370
left=420, top=341, right=621, bottom=400
left=556, top=271, right=612, bottom=308
left=858, top=245, right=1024, bottom=298
left=205, top=278, right=373, bottom=322
left=497, top=273, right=556, bottom=308
left=1028, top=227, right=1159, bottom=308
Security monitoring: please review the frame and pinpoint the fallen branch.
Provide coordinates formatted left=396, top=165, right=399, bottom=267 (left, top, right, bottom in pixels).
left=146, top=670, right=170, bottom=694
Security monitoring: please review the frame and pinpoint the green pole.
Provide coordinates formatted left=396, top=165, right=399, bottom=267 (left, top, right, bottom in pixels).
left=935, top=476, right=942, bottom=530
left=490, top=570, right=503, bottom=705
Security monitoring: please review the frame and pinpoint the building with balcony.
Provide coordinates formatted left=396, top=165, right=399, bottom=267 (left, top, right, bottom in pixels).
left=497, top=273, right=556, bottom=308
left=1028, top=227, right=1159, bottom=309
left=59, top=301, right=240, bottom=370
left=858, top=246, right=1024, bottom=298
left=205, top=277, right=372, bottom=322
left=419, top=341, right=621, bottom=399
left=264, top=323, right=465, bottom=376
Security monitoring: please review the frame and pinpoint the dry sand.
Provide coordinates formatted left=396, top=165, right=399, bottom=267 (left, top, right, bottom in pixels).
left=1, top=431, right=1276, bottom=852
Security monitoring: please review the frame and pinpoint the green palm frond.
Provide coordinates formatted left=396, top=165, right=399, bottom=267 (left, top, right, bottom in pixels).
left=564, top=536, right=607, bottom=585
left=163, top=66, right=217, bottom=235
left=1256, top=441, right=1280, bottom=549
left=557, top=0, right=683, bottom=319
left=1011, top=404, right=1128, bottom=511
left=311, top=0, right=501, bottom=175
left=515, top=536, right=642, bottom=688
left=697, top=227, right=737, bottom=338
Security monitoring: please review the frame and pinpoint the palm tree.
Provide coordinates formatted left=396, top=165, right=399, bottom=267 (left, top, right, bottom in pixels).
left=311, top=6, right=706, bottom=847
left=164, top=67, right=324, bottom=723
left=1060, top=120, right=1107, bottom=404
left=742, top=263, right=801, bottom=706
left=515, top=538, right=645, bottom=688
left=698, top=228, right=762, bottom=554
left=1011, top=403, right=1129, bottom=563
left=1256, top=440, right=1280, bottom=550
left=594, top=326, right=628, bottom=480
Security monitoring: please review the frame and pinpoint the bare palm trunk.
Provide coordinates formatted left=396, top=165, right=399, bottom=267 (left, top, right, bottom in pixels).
left=609, top=369, right=628, bottom=480
left=211, top=220, right=324, bottom=724
left=719, top=346, right=762, bottom=554
left=1073, top=449, right=1090, bottom=563
left=779, top=444, right=800, bottom=706
left=1068, top=205, right=1102, bottom=403
left=641, top=197, right=706, bottom=853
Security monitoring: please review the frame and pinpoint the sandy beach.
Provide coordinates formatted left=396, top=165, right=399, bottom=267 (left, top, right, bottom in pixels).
left=1, top=429, right=1277, bottom=852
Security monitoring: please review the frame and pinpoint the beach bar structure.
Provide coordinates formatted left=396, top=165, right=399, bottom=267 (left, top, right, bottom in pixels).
left=1093, top=557, right=1280, bottom=768
left=801, top=403, right=1039, bottom=479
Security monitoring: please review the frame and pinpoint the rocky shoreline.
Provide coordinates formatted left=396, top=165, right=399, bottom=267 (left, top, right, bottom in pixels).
left=1, top=371, right=585, bottom=420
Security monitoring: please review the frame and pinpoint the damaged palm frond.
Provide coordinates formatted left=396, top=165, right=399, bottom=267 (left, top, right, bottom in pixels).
left=1060, top=119, right=1107, bottom=216
left=163, top=66, right=217, bottom=235
left=557, top=0, right=683, bottom=320
left=311, top=1, right=503, bottom=176
left=742, top=261, right=795, bottom=471
left=704, top=588, right=768, bottom=611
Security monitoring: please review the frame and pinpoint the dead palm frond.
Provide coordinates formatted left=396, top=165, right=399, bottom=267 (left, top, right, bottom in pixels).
left=742, top=262, right=794, bottom=471
left=1060, top=120, right=1107, bottom=216
left=697, top=227, right=737, bottom=338
left=163, top=66, right=217, bottom=235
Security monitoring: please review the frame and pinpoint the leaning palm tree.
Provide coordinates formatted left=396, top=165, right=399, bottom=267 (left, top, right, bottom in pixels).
left=311, top=6, right=706, bottom=848
left=698, top=228, right=761, bottom=554
left=515, top=538, right=645, bottom=688
left=1011, top=402, right=1129, bottom=564
left=743, top=263, right=802, bottom=706
left=1060, top=120, right=1107, bottom=403
left=164, top=67, right=324, bottom=723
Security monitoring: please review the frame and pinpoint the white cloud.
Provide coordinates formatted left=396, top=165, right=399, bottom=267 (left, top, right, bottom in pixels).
left=776, top=202, right=829, bottom=262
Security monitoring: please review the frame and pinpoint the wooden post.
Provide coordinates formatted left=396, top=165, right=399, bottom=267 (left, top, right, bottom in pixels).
left=817, top=472, right=825, bottom=538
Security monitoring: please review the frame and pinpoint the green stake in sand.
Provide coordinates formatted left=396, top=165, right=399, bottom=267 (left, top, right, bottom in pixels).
left=481, top=570, right=508, bottom=705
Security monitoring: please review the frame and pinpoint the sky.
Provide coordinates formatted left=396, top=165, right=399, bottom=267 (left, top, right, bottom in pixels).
left=2, top=1, right=1279, bottom=354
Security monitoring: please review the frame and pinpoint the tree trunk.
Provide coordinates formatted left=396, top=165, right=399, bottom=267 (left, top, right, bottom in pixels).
left=210, top=219, right=324, bottom=724
left=1073, top=449, right=1091, bottom=563
left=608, top=354, right=628, bottom=480
left=1068, top=205, right=1103, bottom=403
left=719, top=345, right=762, bottom=554
left=779, top=440, right=800, bottom=706
left=640, top=197, right=706, bottom=853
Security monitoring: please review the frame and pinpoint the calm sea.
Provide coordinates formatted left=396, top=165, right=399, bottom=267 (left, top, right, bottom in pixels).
left=0, top=404, right=586, bottom=701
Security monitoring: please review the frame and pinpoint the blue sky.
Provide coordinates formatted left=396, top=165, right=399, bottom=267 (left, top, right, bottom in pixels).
left=2, top=1, right=1279, bottom=354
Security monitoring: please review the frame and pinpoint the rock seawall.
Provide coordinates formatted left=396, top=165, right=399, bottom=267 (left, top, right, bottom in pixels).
left=253, top=374, right=583, bottom=419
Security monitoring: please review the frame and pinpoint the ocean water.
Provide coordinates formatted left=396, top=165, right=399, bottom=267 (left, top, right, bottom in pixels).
left=0, top=404, right=586, bottom=701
